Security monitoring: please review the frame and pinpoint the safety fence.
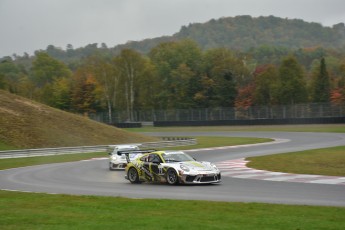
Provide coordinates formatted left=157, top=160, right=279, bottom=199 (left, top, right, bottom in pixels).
left=0, top=137, right=197, bottom=159
left=89, top=103, right=345, bottom=123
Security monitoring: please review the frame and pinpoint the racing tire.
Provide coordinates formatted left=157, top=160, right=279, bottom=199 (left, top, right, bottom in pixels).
left=109, top=162, right=114, bottom=171
left=166, top=168, right=179, bottom=185
left=128, top=167, right=141, bottom=184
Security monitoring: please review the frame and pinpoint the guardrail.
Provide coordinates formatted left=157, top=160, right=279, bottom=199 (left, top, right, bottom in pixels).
left=0, top=137, right=197, bottom=159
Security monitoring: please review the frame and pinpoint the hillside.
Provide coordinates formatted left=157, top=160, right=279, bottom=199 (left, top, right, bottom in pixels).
left=7, top=16, right=345, bottom=68
left=113, top=15, right=345, bottom=54
left=0, top=90, right=157, bottom=149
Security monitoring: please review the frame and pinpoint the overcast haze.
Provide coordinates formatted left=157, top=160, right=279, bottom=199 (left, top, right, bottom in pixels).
left=1, top=0, right=345, bottom=57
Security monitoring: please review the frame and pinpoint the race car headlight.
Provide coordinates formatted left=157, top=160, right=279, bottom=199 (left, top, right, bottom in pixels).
left=111, top=156, right=117, bottom=161
left=180, top=164, right=190, bottom=172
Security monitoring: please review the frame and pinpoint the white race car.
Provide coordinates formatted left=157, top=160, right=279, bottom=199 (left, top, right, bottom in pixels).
left=108, top=145, right=140, bottom=170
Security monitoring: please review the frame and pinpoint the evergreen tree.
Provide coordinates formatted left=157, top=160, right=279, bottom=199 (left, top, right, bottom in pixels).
left=312, top=57, right=330, bottom=102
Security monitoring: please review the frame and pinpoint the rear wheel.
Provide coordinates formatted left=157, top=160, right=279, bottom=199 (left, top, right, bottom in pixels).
left=128, top=167, right=141, bottom=184
left=166, top=168, right=179, bottom=185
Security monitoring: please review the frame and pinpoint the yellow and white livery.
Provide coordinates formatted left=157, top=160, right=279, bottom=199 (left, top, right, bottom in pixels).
left=124, top=150, right=221, bottom=185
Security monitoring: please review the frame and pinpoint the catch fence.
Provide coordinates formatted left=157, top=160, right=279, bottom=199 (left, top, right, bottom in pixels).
left=89, top=103, right=345, bottom=123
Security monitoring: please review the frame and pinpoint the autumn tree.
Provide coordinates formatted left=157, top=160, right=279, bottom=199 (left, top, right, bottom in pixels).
left=85, top=54, right=118, bottom=123
left=330, top=59, right=345, bottom=105
left=70, top=68, right=100, bottom=115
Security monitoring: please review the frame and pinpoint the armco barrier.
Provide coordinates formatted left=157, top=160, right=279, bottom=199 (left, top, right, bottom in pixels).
left=0, top=138, right=197, bottom=159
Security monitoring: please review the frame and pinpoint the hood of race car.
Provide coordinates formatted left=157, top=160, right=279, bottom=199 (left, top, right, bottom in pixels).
left=178, top=161, right=217, bottom=172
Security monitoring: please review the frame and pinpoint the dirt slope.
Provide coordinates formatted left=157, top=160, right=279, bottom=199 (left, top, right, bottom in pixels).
left=0, top=90, right=156, bottom=149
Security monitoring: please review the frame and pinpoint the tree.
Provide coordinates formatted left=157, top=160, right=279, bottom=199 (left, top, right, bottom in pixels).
left=71, top=68, right=99, bottom=115
left=30, top=52, right=72, bottom=105
left=0, top=57, right=21, bottom=92
left=277, top=56, right=307, bottom=104
left=0, top=73, right=6, bottom=89
left=114, top=49, right=147, bottom=121
left=85, top=55, right=118, bottom=123
left=31, top=52, right=71, bottom=87
left=311, top=57, right=331, bottom=102
left=51, top=77, right=72, bottom=110
left=202, top=48, right=243, bottom=107
left=149, top=40, right=202, bottom=109
left=170, top=63, right=195, bottom=108
left=253, top=64, right=279, bottom=105
left=235, top=83, right=255, bottom=109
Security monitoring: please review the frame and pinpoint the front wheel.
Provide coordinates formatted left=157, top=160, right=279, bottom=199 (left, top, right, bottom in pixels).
left=166, top=168, right=179, bottom=185
left=128, top=167, right=141, bottom=184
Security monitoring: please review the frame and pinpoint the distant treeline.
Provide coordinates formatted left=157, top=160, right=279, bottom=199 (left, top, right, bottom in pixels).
left=1, top=16, right=345, bottom=122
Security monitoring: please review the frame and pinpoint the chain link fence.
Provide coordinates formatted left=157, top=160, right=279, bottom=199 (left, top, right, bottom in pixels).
left=89, top=103, right=345, bottom=124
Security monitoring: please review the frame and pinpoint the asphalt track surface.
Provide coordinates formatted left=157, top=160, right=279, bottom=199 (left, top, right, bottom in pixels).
left=1, top=132, right=345, bottom=207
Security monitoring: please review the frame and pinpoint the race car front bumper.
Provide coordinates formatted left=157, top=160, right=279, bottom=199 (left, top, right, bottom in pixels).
left=180, top=173, right=221, bottom=184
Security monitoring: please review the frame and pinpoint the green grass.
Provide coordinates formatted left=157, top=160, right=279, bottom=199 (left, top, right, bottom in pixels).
left=128, top=124, right=345, bottom=133
left=0, top=152, right=107, bottom=170
left=1, top=190, right=345, bottom=230
left=0, top=141, right=17, bottom=151
left=247, top=146, right=345, bottom=176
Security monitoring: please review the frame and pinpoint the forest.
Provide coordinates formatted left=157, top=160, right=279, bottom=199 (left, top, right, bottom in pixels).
left=1, top=16, right=345, bottom=122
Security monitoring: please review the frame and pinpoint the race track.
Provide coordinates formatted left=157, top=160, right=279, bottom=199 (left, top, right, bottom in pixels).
left=1, top=132, right=345, bottom=206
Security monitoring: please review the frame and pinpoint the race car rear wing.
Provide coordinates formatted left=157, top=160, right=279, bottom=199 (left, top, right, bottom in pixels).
left=117, top=149, right=156, bottom=163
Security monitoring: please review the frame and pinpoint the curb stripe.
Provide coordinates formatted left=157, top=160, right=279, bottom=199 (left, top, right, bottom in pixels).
left=215, top=158, right=345, bottom=185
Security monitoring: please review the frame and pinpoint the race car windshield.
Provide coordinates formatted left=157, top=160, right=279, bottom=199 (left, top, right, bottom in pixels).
left=162, top=153, right=194, bottom=162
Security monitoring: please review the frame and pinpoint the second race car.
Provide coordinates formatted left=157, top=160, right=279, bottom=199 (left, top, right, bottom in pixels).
left=124, top=150, right=221, bottom=185
left=108, top=145, right=140, bottom=170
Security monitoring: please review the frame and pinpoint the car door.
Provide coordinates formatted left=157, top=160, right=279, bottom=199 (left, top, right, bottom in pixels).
left=148, top=154, right=164, bottom=181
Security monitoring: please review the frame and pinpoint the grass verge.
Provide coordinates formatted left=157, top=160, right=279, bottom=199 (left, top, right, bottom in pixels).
left=1, top=190, right=345, bottom=230
left=247, top=146, right=345, bottom=176
left=0, top=152, right=107, bottom=170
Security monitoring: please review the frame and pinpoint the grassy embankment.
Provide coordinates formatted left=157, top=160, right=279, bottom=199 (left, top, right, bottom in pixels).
left=0, top=90, right=157, bottom=150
